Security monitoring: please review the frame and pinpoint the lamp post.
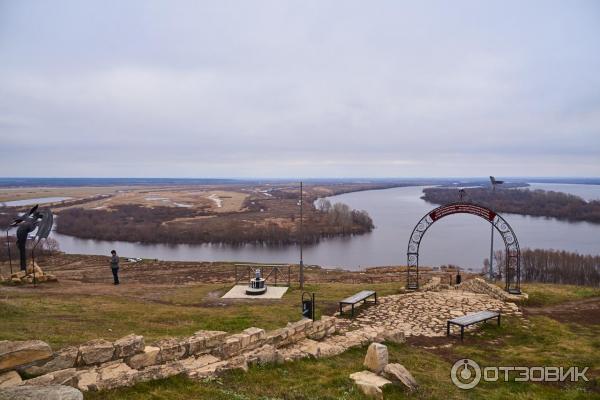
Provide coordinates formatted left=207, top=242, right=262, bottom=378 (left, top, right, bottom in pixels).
left=489, top=176, right=504, bottom=280
left=299, top=181, right=304, bottom=290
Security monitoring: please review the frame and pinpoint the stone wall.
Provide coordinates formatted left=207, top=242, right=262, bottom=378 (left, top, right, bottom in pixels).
left=458, top=278, right=528, bottom=302
left=419, top=277, right=442, bottom=292
left=0, top=317, right=337, bottom=393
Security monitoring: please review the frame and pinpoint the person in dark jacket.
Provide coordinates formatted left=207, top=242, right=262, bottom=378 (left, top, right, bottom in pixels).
left=110, top=250, right=120, bottom=285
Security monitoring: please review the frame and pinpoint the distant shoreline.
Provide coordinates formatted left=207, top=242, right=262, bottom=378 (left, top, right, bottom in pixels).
left=0, top=176, right=599, bottom=189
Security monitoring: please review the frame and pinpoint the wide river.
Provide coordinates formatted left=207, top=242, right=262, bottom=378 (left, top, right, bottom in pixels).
left=45, top=184, right=600, bottom=271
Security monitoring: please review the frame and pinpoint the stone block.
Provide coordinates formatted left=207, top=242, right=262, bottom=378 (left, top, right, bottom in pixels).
left=78, top=340, right=114, bottom=366
left=193, top=331, right=227, bottom=348
left=114, top=335, right=144, bottom=359
left=0, top=384, right=83, bottom=400
left=0, top=340, right=52, bottom=372
left=21, top=346, right=78, bottom=377
left=349, top=370, right=391, bottom=400
left=184, top=336, right=206, bottom=356
left=383, top=363, right=418, bottom=391
left=74, top=368, right=99, bottom=391
left=156, top=339, right=186, bottom=363
left=242, top=327, right=265, bottom=343
left=22, top=368, right=78, bottom=387
left=134, top=361, right=183, bottom=383
left=125, top=346, right=160, bottom=370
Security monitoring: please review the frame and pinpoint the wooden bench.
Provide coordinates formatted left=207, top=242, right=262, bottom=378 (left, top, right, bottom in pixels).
left=339, top=290, right=377, bottom=317
left=447, top=311, right=500, bottom=341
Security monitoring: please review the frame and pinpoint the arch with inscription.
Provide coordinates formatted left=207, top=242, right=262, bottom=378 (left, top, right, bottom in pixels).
left=406, top=202, right=521, bottom=294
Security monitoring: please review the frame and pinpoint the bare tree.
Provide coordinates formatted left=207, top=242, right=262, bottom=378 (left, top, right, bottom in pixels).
left=316, top=198, right=332, bottom=213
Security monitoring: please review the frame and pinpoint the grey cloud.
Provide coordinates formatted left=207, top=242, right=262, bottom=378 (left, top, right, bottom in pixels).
left=0, top=0, right=599, bottom=177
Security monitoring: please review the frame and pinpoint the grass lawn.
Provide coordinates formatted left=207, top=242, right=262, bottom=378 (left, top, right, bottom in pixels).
left=0, top=282, right=402, bottom=348
left=520, top=283, right=600, bottom=307
left=2, top=281, right=598, bottom=399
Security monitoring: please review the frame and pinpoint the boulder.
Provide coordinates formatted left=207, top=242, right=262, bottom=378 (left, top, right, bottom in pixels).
left=349, top=371, right=391, bottom=400
left=125, top=346, right=160, bottom=370
left=0, top=341, right=52, bottom=372
left=0, top=371, right=21, bottom=389
left=21, top=347, right=78, bottom=377
left=114, top=335, right=144, bottom=359
left=363, top=343, right=388, bottom=374
left=383, top=363, right=418, bottom=391
left=355, top=381, right=383, bottom=400
left=77, top=340, right=114, bottom=366
left=0, top=384, right=83, bottom=400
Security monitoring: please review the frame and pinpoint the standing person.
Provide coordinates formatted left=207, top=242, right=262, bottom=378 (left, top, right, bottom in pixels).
left=110, top=250, right=120, bottom=285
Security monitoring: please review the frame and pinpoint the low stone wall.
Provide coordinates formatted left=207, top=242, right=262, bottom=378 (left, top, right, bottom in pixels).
left=419, top=277, right=442, bottom=292
left=458, top=278, right=528, bottom=302
left=0, top=317, right=337, bottom=393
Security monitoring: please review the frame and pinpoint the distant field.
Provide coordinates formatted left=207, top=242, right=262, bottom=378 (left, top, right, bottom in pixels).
left=0, top=182, right=387, bottom=246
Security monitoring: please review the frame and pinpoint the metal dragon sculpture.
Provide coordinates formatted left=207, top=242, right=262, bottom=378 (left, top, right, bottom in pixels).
left=6, top=205, right=53, bottom=273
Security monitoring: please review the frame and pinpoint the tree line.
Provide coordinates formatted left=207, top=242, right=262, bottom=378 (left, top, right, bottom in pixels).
left=483, top=248, right=600, bottom=287
left=316, top=199, right=374, bottom=233
left=55, top=202, right=374, bottom=246
left=422, top=187, right=600, bottom=223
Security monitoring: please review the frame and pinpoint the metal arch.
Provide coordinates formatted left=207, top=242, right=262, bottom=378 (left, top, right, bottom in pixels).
left=406, top=202, right=521, bottom=293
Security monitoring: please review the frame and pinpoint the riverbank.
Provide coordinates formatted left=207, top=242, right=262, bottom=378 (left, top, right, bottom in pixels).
left=422, top=186, right=600, bottom=224
left=0, top=182, right=406, bottom=247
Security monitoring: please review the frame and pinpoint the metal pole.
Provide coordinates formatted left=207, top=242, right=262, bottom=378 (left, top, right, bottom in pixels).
left=489, top=224, right=494, bottom=281
left=6, top=230, right=12, bottom=275
left=299, top=181, right=304, bottom=290
left=31, top=238, right=40, bottom=288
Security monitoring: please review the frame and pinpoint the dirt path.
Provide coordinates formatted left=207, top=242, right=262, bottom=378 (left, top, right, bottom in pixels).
left=523, top=297, right=600, bottom=325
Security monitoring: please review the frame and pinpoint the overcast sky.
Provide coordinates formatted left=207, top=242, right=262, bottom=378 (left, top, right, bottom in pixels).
left=1, top=1, right=599, bottom=178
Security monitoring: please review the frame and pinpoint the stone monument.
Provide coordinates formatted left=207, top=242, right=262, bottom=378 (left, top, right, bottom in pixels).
left=246, top=268, right=267, bottom=295
left=10, top=205, right=53, bottom=271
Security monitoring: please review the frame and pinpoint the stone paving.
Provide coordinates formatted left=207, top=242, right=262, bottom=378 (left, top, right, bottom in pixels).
left=340, top=289, right=522, bottom=338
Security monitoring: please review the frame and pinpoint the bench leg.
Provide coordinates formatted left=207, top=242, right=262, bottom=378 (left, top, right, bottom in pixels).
left=351, top=304, right=354, bottom=317
left=461, top=326, right=464, bottom=341
left=339, top=303, right=343, bottom=316
left=447, top=322, right=450, bottom=336
left=375, top=293, right=377, bottom=304
left=498, top=314, right=501, bottom=326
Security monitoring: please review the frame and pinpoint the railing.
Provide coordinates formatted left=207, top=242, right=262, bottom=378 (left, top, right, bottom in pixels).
left=234, top=263, right=291, bottom=287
